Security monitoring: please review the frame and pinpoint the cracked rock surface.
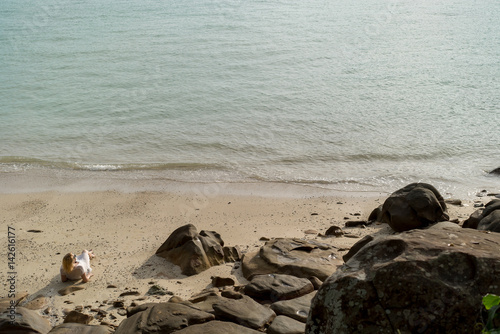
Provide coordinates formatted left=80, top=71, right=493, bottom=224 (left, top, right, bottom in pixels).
left=306, top=226, right=500, bottom=333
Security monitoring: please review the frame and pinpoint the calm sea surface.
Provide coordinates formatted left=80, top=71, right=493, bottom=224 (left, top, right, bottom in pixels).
left=1, top=0, right=499, bottom=197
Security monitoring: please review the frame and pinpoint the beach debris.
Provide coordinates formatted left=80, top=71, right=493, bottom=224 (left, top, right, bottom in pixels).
left=463, top=199, right=500, bottom=232
left=113, top=302, right=215, bottom=334
left=344, top=220, right=369, bottom=228
left=155, top=224, right=241, bottom=276
left=370, top=183, right=449, bottom=232
left=27, top=229, right=43, bottom=233
left=306, top=227, right=500, bottom=333
left=244, top=274, right=314, bottom=302
left=242, top=238, right=342, bottom=281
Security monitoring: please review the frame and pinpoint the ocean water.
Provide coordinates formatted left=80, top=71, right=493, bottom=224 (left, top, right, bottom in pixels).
left=1, top=0, right=499, bottom=197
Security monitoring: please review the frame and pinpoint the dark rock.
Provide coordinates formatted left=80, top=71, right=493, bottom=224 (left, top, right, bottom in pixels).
left=119, top=291, right=140, bottom=297
left=463, top=199, right=500, bottom=232
left=58, top=285, right=85, bottom=296
left=270, top=291, right=316, bottom=323
left=368, top=205, right=382, bottom=222
left=211, top=276, right=235, bottom=288
left=112, top=301, right=124, bottom=308
left=48, top=323, right=113, bottom=334
left=244, top=274, right=314, bottom=302
left=325, top=225, right=343, bottom=236
left=113, top=302, right=214, bottom=334
left=64, top=311, right=92, bottom=324
left=445, top=198, right=463, bottom=206
left=489, top=167, right=500, bottom=175
left=212, top=295, right=276, bottom=330
left=171, top=320, right=262, bottom=333
left=306, top=227, right=500, bottom=333
left=155, top=224, right=240, bottom=276
left=268, top=315, right=306, bottom=334
left=0, top=307, right=51, bottom=334
left=242, top=238, right=342, bottom=281
left=146, top=285, right=172, bottom=296
left=376, top=183, right=449, bottom=232
left=220, top=289, right=243, bottom=300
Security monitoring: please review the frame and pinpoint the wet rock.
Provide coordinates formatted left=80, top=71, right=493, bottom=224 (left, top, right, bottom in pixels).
left=242, top=238, right=342, bottom=281
left=0, top=307, right=51, bottom=334
left=48, top=323, right=114, bottom=334
left=244, top=274, right=314, bottom=302
left=463, top=199, right=500, bottom=232
left=64, top=311, right=92, bottom=324
left=58, top=285, right=85, bottom=296
left=268, top=315, right=306, bottom=334
left=113, top=302, right=214, bottom=334
left=270, top=291, right=316, bottom=323
left=171, top=320, right=262, bottom=333
left=212, top=295, right=276, bottom=330
left=306, top=227, right=500, bottom=333
left=375, top=183, right=449, bottom=232
left=155, top=224, right=240, bottom=276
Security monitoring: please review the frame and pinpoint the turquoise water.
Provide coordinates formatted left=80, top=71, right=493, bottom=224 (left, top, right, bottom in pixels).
left=1, top=0, right=500, bottom=196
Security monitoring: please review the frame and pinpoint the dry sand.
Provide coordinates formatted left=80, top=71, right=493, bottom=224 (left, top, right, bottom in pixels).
left=0, top=180, right=484, bottom=327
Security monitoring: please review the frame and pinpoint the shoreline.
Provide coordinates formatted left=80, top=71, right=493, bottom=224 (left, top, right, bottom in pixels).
left=0, top=183, right=489, bottom=328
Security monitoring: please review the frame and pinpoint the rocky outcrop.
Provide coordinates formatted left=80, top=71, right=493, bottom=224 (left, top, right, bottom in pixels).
left=268, top=315, right=306, bottom=334
left=212, top=295, right=276, bottom=330
left=171, top=320, right=262, bottom=333
left=0, top=307, right=51, bottom=334
left=155, top=224, right=241, bottom=276
left=306, top=226, right=500, bottom=333
left=270, top=291, right=316, bottom=323
left=48, top=323, right=113, bottom=334
left=463, top=199, right=500, bottom=232
left=371, top=183, right=449, bottom=232
left=244, top=274, right=314, bottom=302
left=113, top=302, right=214, bottom=334
left=242, top=238, right=342, bottom=281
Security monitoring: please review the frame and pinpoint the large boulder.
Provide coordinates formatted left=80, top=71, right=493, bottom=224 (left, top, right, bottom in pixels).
left=113, top=302, right=214, bottom=334
left=374, top=183, right=449, bottom=232
left=270, top=291, right=316, bottom=323
left=242, top=238, right=342, bottom=281
left=306, top=226, right=500, bottom=333
left=463, top=199, right=500, bottom=232
left=155, top=224, right=241, bottom=276
left=0, top=307, right=51, bottom=334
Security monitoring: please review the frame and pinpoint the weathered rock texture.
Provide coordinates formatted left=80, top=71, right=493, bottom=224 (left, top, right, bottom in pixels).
left=171, top=320, right=262, bottom=333
left=463, top=199, right=500, bottom=232
left=212, top=295, right=276, bottom=330
left=306, top=227, right=500, bottom=334
left=244, top=274, right=314, bottom=301
left=373, top=182, right=449, bottom=232
left=242, top=238, right=342, bottom=281
left=270, top=291, right=316, bottom=323
left=113, top=302, right=214, bottom=334
left=0, top=307, right=51, bottom=334
left=48, top=323, right=113, bottom=334
left=155, top=224, right=241, bottom=276
left=268, top=315, right=306, bottom=334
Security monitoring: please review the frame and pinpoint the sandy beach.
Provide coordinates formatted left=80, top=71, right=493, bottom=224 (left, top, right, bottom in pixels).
left=0, top=179, right=485, bottom=328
